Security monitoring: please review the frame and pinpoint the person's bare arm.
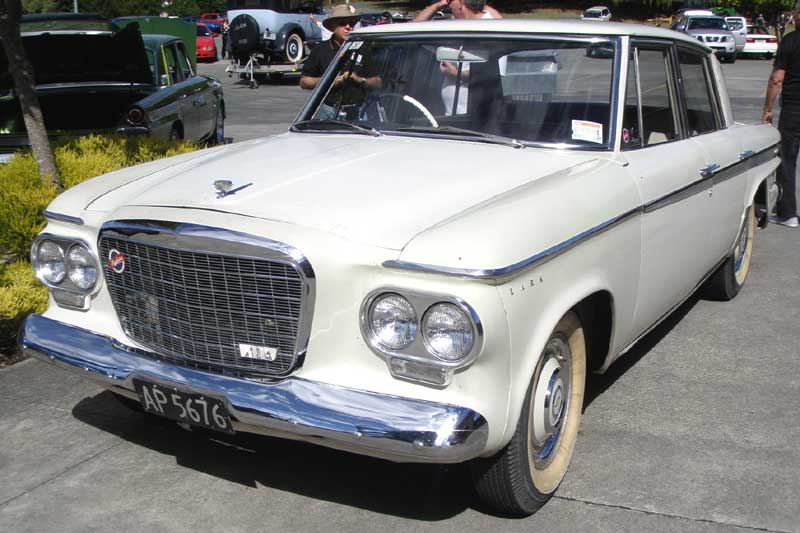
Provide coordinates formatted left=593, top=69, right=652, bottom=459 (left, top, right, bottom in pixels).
left=300, top=76, right=320, bottom=90
left=484, top=4, right=502, bottom=18
left=415, top=0, right=448, bottom=22
left=763, top=68, right=785, bottom=123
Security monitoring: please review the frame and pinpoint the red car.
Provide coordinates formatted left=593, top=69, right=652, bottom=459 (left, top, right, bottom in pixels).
left=200, top=12, right=225, bottom=27
left=196, top=23, right=217, bottom=61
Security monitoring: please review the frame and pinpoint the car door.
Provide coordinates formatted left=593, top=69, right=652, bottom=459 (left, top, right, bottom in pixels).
left=176, top=41, right=215, bottom=140
left=676, top=46, right=746, bottom=261
left=621, top=41, right=713, bottom=335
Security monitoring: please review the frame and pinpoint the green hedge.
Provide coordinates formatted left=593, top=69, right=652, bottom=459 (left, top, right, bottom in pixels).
left=0, top=135, right=198, bottom=361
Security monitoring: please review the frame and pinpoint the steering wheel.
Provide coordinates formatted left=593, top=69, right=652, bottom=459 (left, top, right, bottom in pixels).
left=358, top=92, right=438, bottom=128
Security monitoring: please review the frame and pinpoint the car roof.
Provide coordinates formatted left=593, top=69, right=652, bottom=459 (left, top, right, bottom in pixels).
left=587, top=6, right=609, bottom=11
left=354, top=19, right=707, bottom=48
left=142, top=34, right=180, bottom=47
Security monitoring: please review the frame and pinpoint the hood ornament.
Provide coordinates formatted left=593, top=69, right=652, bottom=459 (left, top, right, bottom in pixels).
left=214, top=180, right=252, bottom=199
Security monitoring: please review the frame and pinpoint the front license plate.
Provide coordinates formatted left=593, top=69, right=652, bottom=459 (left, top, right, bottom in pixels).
left=133, top=379, right=234, bottom=434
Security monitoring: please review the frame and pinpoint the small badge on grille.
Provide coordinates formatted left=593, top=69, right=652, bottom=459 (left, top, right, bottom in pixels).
left=238, top=343, right=278, bottom=361
left=107, top=249, right=126, bottom=274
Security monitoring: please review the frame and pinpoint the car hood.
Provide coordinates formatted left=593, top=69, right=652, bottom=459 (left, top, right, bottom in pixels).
left=75, top=134, right=604, bottom=250
left=688, top=29, right=731, bottom=35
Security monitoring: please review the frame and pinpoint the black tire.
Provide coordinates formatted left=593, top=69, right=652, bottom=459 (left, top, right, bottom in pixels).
left=471, top=311, right=586, bottom=516
left=728, top=52, right=737, bottom=63
left=210, top=105, right=224, bottom=146
left=284, top=31, right=304, bottom=63
left=249, top=79, right=259, bottom=89
left=765, top=52, right=774, bottom=60
left=169, top=123, right=183, bottom=141
left=702, top=204, right=755, bottom=301
left=229, top=14, right=260, bottom=63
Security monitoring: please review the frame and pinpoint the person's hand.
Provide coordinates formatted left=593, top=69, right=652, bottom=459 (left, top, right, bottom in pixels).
left=436, top=0, right=449, bottom=8
left=333, top=72, right=350, bottom=87
left=440, top=61, right=458, bottom=77
left=763, top=108, right=773, bottom=124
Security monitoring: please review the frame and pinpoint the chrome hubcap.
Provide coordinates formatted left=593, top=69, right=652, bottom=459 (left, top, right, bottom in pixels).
left=531, top=335, right=571, bottom=467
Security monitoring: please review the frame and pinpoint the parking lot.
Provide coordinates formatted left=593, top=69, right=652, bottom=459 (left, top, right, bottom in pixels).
left=1, top=56, right=799, bottom=532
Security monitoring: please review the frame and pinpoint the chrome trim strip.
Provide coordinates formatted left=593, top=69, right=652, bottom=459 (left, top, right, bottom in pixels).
left=20, top=315, right=489, bottom=463
left=384, top=206, right=641, bottom=281
left=99, top=220, right=316, bottom=377
left=384, top=143, right=779, bottom=281
left=43, top=210, right=84, bottom=225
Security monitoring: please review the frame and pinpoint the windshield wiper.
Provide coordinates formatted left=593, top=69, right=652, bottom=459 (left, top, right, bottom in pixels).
left=394, top=125, right=525, bottom=148
left=292, top=119, right=382, bottom=137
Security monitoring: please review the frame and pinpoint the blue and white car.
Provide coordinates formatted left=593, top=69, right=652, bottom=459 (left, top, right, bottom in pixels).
left=228, top=0, right=325, bottom=64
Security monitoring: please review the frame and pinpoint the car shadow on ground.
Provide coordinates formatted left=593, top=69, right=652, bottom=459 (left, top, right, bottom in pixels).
left=71, top=392, right=475, bottom=520
left=69, top=294, right=700, bottom=520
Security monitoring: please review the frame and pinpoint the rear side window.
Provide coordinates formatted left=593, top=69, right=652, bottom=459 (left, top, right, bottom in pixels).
left=677, top=49, right=718, bottom=136
left=176, top=43, right=194, bottom=80
left=622, top=45, right=678, bottom=149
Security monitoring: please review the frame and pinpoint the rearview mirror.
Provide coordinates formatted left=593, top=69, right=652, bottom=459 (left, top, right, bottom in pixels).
left=436, top=46, right=488, bottom=63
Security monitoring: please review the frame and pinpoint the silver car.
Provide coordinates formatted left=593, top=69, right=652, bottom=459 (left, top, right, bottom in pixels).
left=672, top=15, right=737, bottom=63
left=725, top=16, right=747, bottom=54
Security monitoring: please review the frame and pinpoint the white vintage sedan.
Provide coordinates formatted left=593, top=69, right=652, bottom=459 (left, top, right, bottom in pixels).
left=21, top=20, right=779, bottom=515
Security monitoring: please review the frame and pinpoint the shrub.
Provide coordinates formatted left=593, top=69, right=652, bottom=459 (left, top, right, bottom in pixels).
left=0, top=261, right=48, bottom=358
left=0, top=135, right=198, bottom=261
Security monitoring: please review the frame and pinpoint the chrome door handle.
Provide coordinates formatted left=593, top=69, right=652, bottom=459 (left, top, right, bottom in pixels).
left=700, top=164, right=720, bottom=178
left=739, top=150, right=754, bottom=160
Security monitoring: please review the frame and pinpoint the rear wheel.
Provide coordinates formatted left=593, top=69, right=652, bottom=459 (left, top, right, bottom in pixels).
left=471, top=311, right=586, bottom=516
left=169, top=123, right=183, bottom=141
left=285, top=32, right=304, bottom=63
left=703, top=204, right=755, bottom=301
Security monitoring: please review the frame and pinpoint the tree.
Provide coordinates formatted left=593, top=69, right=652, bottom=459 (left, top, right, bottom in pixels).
left=0, top=0, right=60, bottom=189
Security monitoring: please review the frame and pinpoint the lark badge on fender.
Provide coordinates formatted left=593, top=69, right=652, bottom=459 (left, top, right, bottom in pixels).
left=22, top=18, right=780, bottom=517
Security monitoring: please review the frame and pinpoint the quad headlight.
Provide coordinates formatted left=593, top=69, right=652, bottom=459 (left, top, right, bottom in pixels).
left=368, top=293, right=417, bottom=350
left=422, top=303, right=475, bottom=362
left=67, top=243, right=98, bottom=289
left=35, top=240, right=66, bottom=284
left=32, top=236, right=99, bottom=308
left=362, top=289, right=482, bottom=385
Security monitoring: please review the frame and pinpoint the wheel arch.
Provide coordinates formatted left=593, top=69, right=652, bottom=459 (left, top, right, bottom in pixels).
left=497, top=281, right=616, bottom=451
left=748, top=156, right=780, bottom=228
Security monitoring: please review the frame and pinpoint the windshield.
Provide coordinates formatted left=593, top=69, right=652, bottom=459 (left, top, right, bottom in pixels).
left=197, top=25, right=211, bottom=36
left=297, top=36, right=617, bottom=149
left=583, top=10, right=602, bottom=18
left=688, top=17, right=728, bottom=30
left=726, top=19, right=743, bottom=30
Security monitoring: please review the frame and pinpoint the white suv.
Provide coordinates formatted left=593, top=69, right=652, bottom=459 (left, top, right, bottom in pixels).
left=672, top=15, right=738, bottom=63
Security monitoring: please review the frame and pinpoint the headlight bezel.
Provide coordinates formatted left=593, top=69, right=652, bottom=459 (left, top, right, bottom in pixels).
left=31, top=234, right=100, bottom=296
left=360, top=287, right=483, bottom=372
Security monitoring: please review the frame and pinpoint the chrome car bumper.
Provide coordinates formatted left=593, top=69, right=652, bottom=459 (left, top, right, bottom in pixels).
left=19, top=314, right=489, bottom=463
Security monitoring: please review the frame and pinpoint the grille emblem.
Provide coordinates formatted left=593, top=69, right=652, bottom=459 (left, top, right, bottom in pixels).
left=107, top=249, right=126, bottom=273
left=238, top=343, right=278, bottom=361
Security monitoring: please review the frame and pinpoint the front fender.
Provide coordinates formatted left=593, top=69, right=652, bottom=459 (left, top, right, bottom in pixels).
left=275, top=22, right=303, bottom=51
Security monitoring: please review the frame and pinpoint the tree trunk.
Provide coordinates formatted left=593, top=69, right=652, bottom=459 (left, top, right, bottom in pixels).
left=0, top=0, right=61, bottom=190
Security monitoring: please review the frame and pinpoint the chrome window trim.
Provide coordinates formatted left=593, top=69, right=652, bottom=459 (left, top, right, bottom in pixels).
left=359, top=287, right=484, bottom=371
left=43, top=210, right=84, bottom=225
left=31, top=233, right=100, bottom=296
left=384, top=143, right=778, bottom=281
left=98, top=220, right=316, bottom=372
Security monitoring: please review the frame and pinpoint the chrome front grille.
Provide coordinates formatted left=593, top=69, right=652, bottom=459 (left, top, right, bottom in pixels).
left=99, top=221, right=314, bottom=379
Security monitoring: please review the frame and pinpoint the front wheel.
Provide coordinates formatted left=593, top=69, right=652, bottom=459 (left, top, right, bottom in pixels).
left=702, top=203, right=755, bottom=301
left=284, top=32, right=304, bottom=63
left=471, top=311, right=586, bottom=516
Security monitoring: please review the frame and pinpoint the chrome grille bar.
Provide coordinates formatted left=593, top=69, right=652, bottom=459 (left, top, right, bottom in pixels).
left=99, top=220, right=315, bottom=379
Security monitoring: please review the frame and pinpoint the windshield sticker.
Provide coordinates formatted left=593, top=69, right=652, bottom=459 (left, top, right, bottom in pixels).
left=572, top=120, right=603, bottom=144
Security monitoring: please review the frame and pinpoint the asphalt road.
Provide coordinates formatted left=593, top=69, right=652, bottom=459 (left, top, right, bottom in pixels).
left=1, top=56, right=799, bottom=532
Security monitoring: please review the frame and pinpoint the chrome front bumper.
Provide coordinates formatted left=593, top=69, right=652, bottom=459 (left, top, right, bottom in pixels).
left=19, top=315, right=488, bottom=463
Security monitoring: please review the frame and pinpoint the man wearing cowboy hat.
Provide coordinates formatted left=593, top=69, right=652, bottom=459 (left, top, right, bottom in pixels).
left=300, top=4, right=381, bottom=92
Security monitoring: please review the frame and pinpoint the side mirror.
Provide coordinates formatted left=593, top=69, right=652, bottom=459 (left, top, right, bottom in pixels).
left=160, top=74, right=169, bottom=86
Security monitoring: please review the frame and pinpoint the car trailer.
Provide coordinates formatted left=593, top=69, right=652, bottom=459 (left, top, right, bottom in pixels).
left=226, top=55, right=305, bottom=88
